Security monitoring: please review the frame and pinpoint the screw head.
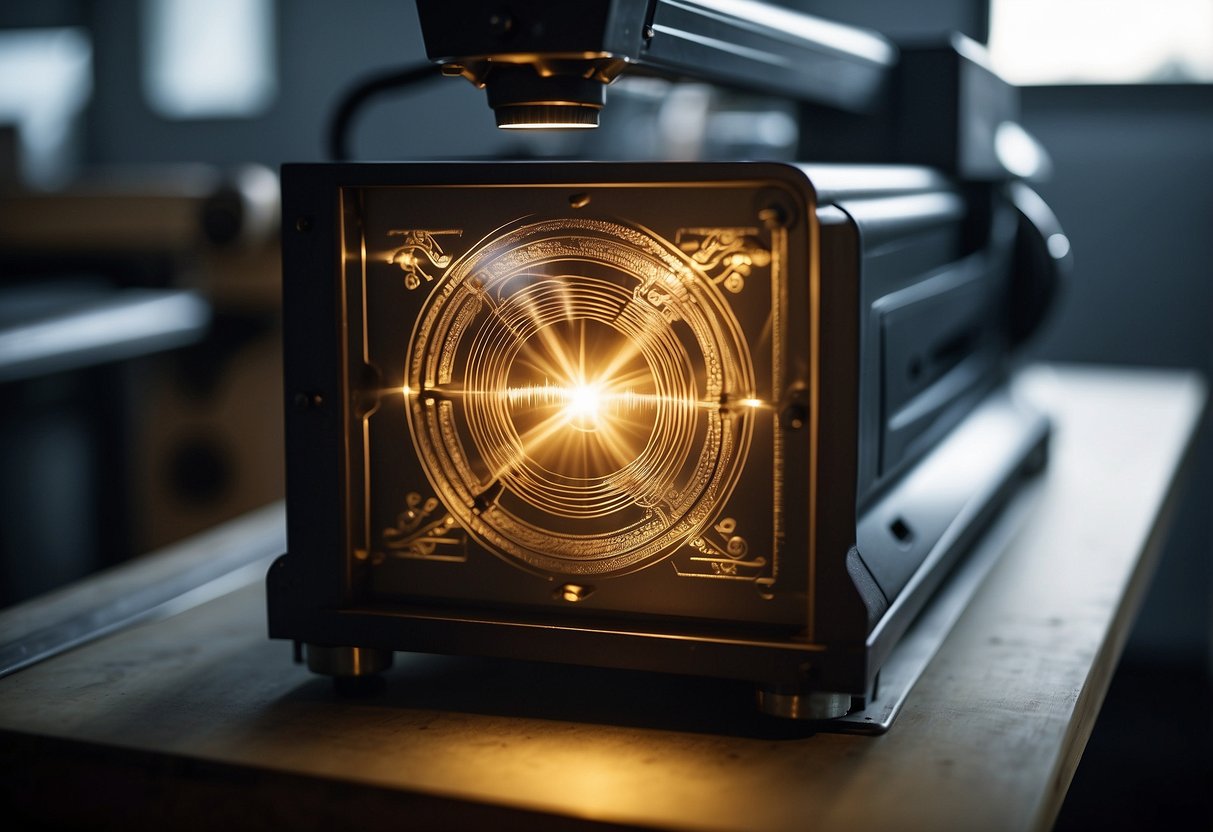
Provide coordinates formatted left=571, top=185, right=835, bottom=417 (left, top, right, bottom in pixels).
left=293, top=392, right=325, bottom=410
left=754, top=187, right=798, bottom=230
left=781, top=405, right=807, bottom=430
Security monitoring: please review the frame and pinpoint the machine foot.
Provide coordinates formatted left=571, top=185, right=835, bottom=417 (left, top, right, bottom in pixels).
left=305, top=644, right=394, bottom=677
left=756, top=686, right=852, bottom=720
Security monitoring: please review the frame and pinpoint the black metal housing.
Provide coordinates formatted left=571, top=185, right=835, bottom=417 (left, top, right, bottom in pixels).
left=415, top=0, right=895, bottom=123
left=268, top=161, right=1048, bottom=711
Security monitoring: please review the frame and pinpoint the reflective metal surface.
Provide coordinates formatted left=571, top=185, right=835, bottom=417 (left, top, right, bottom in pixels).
left=306, top=645, right=395, bottom=677
left=0, top=503, right=284, bottom=679
left=756, top=688, right=852, bottom=720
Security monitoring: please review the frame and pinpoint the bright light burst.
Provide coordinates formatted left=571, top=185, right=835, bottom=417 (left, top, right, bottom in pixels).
left=507, top=380, right=607, bottom=430
left=498, top=316, right=680, bottom=481
left=403, top=217, right=756, bottom=575
left=566, top=384, right=601, bottom=422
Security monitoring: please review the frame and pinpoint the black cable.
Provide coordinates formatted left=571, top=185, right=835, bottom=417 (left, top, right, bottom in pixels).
left=327, top=63, right=442, bottom=161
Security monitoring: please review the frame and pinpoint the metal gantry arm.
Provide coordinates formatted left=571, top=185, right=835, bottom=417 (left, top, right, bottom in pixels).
left=414, top=0, right=896, bottom=128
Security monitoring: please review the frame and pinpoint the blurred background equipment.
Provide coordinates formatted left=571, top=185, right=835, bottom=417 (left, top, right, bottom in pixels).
left=0, top=153, right=283, bottom=605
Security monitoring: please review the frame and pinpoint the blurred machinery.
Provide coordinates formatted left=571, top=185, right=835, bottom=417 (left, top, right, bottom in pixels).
left=0, top=163, right=283, bottom=604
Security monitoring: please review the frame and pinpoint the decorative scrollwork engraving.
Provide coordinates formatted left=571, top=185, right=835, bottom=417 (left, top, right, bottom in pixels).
left=675, top=227, right=771, bottom=293
left=387, top=229, right=463, bottom=290
left=382, top=492, right=467, bottom=561
left=674, top=515, right=772, bottom=592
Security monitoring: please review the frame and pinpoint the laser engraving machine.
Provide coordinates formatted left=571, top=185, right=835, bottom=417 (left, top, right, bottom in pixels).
left=268, top=0, right=1069, bottom=728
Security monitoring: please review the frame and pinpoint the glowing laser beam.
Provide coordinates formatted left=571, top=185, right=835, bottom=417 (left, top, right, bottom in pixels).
left=502, top=381, right=674, bottom=414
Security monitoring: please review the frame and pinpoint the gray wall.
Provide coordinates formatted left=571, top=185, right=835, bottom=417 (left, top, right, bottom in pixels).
left=80, top=0, right=540, bottom=167
left=1022, top=84, right=1213, bottom=666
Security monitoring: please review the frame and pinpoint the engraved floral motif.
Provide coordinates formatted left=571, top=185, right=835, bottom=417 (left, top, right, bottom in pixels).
left=382, top=492, right=466, bottom=561
left=675, top=227, right=771, bottom=293
left=387, top=229, right=462, bottom=290
left=679, top=515, right=771, bottom=586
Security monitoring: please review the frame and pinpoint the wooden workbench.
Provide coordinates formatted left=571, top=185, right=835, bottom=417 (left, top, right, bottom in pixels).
left=0, top=365, right=1205, bottom=832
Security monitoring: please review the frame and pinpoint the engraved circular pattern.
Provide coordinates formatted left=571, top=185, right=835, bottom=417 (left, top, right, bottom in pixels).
left=405, top=218, right=754, bottom=576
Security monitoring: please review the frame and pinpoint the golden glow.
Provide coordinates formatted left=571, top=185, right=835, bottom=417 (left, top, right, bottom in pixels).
left=402, top=385, right=412, bottom=397
left=739, top=397, right=764, bottom=408
left=492, top=315, right=689, bottom=483
left=566, top=385, right=600, bottom=420
left=511, top=381, right=606, bottom=429
left=405, top=217, right=756, bottom=576
left=499, top=122, right=598, bottom=130
left=557, top=583, right=593, bottom=602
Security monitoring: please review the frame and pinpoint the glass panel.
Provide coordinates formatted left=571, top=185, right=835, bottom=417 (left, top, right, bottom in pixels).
left=338, top=177, right=807, bottom=625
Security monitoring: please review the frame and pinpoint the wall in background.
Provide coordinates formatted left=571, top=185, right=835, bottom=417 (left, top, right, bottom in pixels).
left=1022, top=83, right=1213, bottom=667
left=80, top=0, right=536, bottom=168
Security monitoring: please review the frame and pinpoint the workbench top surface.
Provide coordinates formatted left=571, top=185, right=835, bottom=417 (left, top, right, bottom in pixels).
left=0, top=365, right=1205, bottom=832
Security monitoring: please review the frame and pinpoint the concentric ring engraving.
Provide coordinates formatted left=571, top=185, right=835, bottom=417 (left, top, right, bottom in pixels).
left=405, top=218, right=754, bottom=576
